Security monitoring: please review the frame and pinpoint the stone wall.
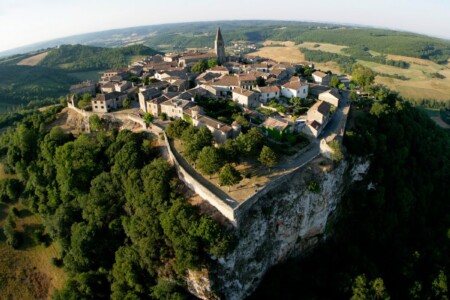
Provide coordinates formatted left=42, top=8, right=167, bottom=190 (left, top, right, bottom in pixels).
left=164, top=134, right=237, bottom=225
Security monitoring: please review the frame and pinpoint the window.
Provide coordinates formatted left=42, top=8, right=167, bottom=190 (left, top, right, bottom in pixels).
left=94, top=106, right=98, bottom=109
left=101, top=106, right=104, bottom=109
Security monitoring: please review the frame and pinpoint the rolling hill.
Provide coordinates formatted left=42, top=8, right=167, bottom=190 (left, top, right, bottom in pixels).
left=0, top=44, right=159, bottom=111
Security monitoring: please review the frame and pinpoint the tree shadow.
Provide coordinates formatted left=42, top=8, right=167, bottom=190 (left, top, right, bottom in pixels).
left=20, top=223, right=50, bottom=250
left=18, top=208, right=33, bottom=218
left=0, top=203, right=8, bottom=221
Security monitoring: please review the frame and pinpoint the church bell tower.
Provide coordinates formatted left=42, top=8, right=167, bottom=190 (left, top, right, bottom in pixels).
left=214, top=27, right=226, bottom=65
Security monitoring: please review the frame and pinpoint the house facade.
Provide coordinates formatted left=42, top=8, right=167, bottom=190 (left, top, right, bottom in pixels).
left=312, top=71, right=331, bottom=85
left=318, top=89, right=340, bottom=107
left=232, top=88, right=260, bottom=108
left=281, top=81, right=309, bottom=98
left=92, top=92, right=127, bottom=113
left=256, top=85, right=280, bottom=104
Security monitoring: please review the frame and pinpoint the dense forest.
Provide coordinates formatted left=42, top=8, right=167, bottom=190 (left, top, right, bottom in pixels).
left=251, top=96, right=450, bottom=299
left=39, top=44, right=160, bottom=71
left=0, top=108, right=234, bottom=299
left=0, top=65, right=78, bottom=109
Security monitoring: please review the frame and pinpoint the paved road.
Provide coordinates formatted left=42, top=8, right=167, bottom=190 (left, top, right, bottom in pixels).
left=276, top=140, right=320, bottom=170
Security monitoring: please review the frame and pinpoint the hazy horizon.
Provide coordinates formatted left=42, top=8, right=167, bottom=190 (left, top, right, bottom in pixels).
left=1, top=0, right=450, bottom=53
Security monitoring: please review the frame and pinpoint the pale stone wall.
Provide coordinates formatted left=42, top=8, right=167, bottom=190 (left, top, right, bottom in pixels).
left=164, top=134, right=237, bottom=225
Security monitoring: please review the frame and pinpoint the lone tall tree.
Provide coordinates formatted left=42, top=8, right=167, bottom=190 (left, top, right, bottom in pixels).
left=197, top=146, right=221, bottom=178
left=219, top=164, right=242, bottom=192
left=259, top=146, right=278, bottom=170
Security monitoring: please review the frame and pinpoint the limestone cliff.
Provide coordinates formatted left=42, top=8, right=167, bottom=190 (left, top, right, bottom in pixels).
left=187, top=157, right=368, bottom=300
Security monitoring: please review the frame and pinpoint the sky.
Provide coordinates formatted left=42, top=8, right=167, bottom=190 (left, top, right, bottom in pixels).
left=1, top=0, right=449, bottom=52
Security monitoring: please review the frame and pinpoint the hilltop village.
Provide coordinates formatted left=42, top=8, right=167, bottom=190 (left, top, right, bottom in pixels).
left=69, top=28, right=348, bottom=140
left=67, top=28, right=350, bottom=223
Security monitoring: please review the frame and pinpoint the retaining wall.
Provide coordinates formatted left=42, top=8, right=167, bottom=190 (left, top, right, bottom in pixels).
left=164, top=134, right=237, bottom=225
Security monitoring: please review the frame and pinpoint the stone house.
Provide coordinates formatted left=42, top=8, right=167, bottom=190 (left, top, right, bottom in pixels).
left=160, top=98, right=196, bottom=119
left=92, top=92, right=127, bottom=113
left=232, top=88, right=260, bottom=109
left=312, top=71, right=331, bottom=85
left=261, top=117, right=292, bottom=140
left=281, top=81, right=309, bottom=98
left=318, top=89, right=340, bottom=107
left=302, top=100, right=332, bottom=137
left=237, top=74, right=257, bottom=90
left=190, top=112, right=235, bottom=144
left=138, top=88, right=162, bottom=113
left=256, top=85, right=280, bottom=104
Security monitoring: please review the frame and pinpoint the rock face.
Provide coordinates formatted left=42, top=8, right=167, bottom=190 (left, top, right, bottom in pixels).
left=187, top=157, right=363, bottom=300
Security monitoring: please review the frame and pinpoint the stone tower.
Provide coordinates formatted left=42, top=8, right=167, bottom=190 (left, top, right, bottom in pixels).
left=214, top=27, right=226, bottom=65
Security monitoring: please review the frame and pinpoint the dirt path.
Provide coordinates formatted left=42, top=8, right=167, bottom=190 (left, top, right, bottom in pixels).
left=431, top=116, right=450, bottom=129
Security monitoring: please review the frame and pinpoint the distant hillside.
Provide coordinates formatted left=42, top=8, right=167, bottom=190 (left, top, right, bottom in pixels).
left=38, top=44, right=160, bottom=71
left=1, top=21, right=449, bottom=64
left=0, top=65, right=78, bottom=109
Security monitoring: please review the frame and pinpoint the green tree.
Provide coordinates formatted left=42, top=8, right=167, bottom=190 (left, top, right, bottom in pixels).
left=432, top=270, right=448, bottom=300
left=78, top=93, right=92, bottom=110
left=349, top=91, right=359, bottom=101
left=89, top=115, right=103, bottom=131
left=143, top=113, right=154, bottom=126
left=166, top=119, right=189, bottom=139
left=123, top=98, right=130, bottom=109
left=330, top=75, right=341, bottom=88
left=197, top=146, right=221, bottom=178
left=208, top=58, right=218, bottom=68
left=192, top=60, right=208, bottom=74
left=258, top=146, right=278, bottom=170
left=329, top=140, right=344, bottom=162
left=352, top=64, right=375, bottom=88
left=219, top=164, right=242, bottom=192
left=3, top=215, right=20, bottom=249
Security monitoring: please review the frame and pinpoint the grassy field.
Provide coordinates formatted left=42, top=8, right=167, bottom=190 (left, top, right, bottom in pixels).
left=0, top=161, right=66, bottom=299
left=297, top=42, right=348, bottom=54
left=358, top=59, right=450, bottom=100
left=250, top=43, right=343, bottom=74
left=252, top=40, right=450, bottom=101
left=17, top=52, right=49, bottom=66
left=0, top=202, right=67, bottom=299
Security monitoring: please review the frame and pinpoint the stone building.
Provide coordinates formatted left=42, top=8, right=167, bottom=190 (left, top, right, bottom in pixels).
left=215, top=27, right=226, bottom=65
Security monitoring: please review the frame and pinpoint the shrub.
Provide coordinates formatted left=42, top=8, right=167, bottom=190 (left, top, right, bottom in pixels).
left=307, top=181, right=321, bottom=193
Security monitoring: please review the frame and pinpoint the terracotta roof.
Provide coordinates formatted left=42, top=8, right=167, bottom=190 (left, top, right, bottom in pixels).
left=233, top=88, right=258, bottom=97
left=209, top=66, right=228, bottom=72
left=196, top=114, right=233, bottom=133
left=313, top=71, right=329, bottom=78
left=210, top=75, right=239, bottom=87
left=320, top=89, right=340, bottom=99
left=262, top=117, right=290, bottom=132
left=95, top=92, right=124, bottom=101
left=283, top=81, right=307, bottom=90
left=270, top=69, right=285, bottom=76
left=310, top=100, right=331, bottom=116
left=257, top=86, right=280, bottom=93
left=161, top=98, right=195, bottom=110
left=238, top=74, right=257, bottom=82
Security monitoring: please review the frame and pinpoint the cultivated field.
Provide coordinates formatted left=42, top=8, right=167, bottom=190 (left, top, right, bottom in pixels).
left=17, top=52, right=48, bottom=66
left=252, top=40, right=450, bottom=101
left=297, top=42, right=348, bottom=54
left=250, top=42, right=342, bottom=74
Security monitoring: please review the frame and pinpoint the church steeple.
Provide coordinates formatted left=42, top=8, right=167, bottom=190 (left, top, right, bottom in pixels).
left=214, top=27, right=226, bottom=65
